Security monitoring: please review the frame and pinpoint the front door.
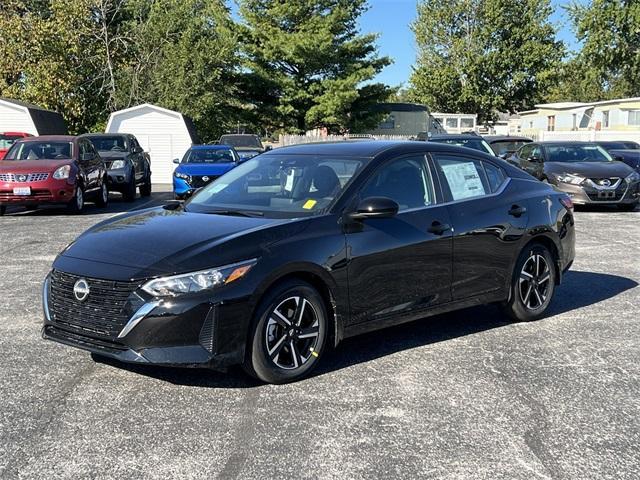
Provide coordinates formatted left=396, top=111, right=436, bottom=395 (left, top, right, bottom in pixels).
left=346, top=154, right=453, bottom=325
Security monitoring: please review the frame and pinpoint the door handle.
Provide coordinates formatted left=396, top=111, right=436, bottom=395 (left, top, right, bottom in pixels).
left=428, top=221, right=451, bottom=235
left=509, top=205, right=527, bottom=217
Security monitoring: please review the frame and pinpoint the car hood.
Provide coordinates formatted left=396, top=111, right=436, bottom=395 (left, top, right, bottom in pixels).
left=56, top=206, right=294, bottom=279
left=546, top=161, right=633, bottom=177
left=176, top=163, right=236, bottom=176
left=0, top=159, right=72, bottom=173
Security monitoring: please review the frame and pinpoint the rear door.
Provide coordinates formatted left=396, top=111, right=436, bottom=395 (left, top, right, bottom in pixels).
left=346, top=154, right=453, bottom=325
left=129, top=136, right=145, bottom=182
left=78, top=140, right=101, bottom=191
left=431, top=152, right=530, bottom=300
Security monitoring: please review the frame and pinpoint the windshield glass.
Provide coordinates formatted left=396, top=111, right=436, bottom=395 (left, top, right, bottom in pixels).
left=186, top=155, right=364, bottom=217
left=184, top=148, right=235, bottom=164
left=547, top=144, right=613, bottom=163
left=431, top=138, right=494, bottom=155
left=219, top=135, right=263, bottom=149
left=5, top=142, right=73, bottom=160
left=490, top=140, right=530, bottom=156
left=86, top=136, right=127, bottom=152
left=0, top=134, right=24, bottom=150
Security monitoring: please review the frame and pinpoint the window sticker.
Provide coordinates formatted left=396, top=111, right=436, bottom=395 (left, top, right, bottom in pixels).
left=441, top=161, right=486, bottom=200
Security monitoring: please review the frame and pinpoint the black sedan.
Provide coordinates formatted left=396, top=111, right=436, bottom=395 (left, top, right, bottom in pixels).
left=609, top=149, right=640, bottom=174
left=510, top=141, right=640, bottom=210
left=43, top=142, right=575, bottom=383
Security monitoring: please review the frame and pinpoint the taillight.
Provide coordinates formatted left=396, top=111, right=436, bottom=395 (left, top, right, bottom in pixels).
left=559, top=196, right=573, bottom=211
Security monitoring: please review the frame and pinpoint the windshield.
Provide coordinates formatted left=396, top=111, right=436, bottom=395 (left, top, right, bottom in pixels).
left=5, top=141, right=73, bottom=160
left=219, top=135, right=263, bottom=149
left=86, top=136, right=127, bottom=152
left=186, top=155, right=364, bottom=218
left=547, top=145, right=613, bottom=163
left=0, top=134, right=24, bottom=150
left=431, top=138, right=494, bottom=155
left=490, top=140, right=530, bottom=156
left=183, top=148, right=235, bottom=164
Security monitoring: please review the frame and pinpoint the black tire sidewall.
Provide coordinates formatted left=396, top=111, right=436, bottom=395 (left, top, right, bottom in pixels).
left=505, top=244, right=556, bottom=322
left=246, top=280, right=328, bottom=384
left=68, top=185, right=84, bottom=214
left=96, top=181, right=108, bottom=207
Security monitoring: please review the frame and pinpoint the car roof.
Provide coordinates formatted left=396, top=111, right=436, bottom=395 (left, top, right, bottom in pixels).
left=263, top=140, right=499, bottom=159
left=534, top=141, right=599, bottom=146
left=19, top=135, right=76, bottom=142
left=80, top=133, right=128, bottom=138
left=219, top=134, right=260, bottom=138
left=429, top=134, right=483, bottom=140
left=484, top=135, right=532, bottom=143
left=191, top=144, right=235, bottom=150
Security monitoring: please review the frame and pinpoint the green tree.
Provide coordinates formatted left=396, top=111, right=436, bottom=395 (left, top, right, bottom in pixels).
left=566, top=0, right=640, bottom=98
left=409, top=0, right=563, bottom=123
left=238, top=0, right=392, bottom=134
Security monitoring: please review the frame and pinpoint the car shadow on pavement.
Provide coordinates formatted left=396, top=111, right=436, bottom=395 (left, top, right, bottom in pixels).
left=93, top=270, right=637, bottom=387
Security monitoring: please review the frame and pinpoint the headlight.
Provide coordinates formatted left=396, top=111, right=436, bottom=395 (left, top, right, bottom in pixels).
left=556, top=173, right=585, bottom=185
left=174, top=171, right=191, bottom=182
left=52, top=165, right=71, bottom=180
left=110, top=160, right=126, bottom=169
left=141, top=259, right=257, bottom=297
left=625, top=171, right=640, bottom=182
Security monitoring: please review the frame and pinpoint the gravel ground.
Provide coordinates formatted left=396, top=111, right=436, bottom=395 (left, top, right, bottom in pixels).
left=0, top=193, right=638, bottom=480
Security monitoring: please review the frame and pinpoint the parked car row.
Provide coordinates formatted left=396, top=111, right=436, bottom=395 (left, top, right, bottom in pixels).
left=0, top=133, right=152, bottom=215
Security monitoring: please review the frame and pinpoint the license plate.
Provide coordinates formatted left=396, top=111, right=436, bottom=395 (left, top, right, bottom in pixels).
left=13, top=187, right=31, bottom=196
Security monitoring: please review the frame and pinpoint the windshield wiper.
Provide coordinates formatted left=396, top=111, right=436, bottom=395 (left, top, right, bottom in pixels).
left=206, top=209, right=264, bottom=218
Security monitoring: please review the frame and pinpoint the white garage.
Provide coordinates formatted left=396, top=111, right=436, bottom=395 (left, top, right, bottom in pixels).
left=0, top=98, right=68, bottom=135
left=105, top=103, right=199, bottom=184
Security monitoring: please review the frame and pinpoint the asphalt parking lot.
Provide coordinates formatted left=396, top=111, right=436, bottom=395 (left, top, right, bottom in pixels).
left=0, top=193, right=638, bottom=479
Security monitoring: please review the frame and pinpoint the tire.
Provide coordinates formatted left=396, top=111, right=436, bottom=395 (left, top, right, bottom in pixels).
left=122, top=172, right=137, bottom=202
left=0, top=205, right=6, bottom=216
left=502, top=243, right=556, bottom=322
left=243, top=279, right=329, bottom=384
left=67, top=185, right=85, bottom=214
left=617, top=203, right=638, bottom=212
left=95, top=181, right=109, bottom=207
left=140, top=171, right=152, bottom=197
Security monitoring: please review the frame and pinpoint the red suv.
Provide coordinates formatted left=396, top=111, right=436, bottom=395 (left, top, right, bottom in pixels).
left=0, top=132, right=32, bottom=160
left=0, top=135, right=109, bottom=215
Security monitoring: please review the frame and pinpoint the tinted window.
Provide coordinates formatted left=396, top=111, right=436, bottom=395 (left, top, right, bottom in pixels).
left=5, top=141, right=73, bottom=160
left=490, top=140, right=531, bottom=156
left=431, top=138, right=494, bottom=155
left=86, top=136, right=127, bottom=152
left=434, top=156, right=491, bottom=201
left=518, top=144, right=533, bottom=159
left=360, top=156, right=435, bottom=211
left=184, top=148, right=236, bottom=163
left=546, top=144, right=612, bottom=163
left=187, top=155, right=363, bottom=218
left=483, top=162, right=506, bottom=193
left=219, top=135, right=263, bottom=149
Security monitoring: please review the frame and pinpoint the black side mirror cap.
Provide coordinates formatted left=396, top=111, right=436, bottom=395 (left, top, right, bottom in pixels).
left=348, top=197, right=399, bottom=220
left=528, top=156, right=542, bottom=163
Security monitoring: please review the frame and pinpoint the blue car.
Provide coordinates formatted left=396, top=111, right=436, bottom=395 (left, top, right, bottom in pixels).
left=173, top=145, right=240, bottom=199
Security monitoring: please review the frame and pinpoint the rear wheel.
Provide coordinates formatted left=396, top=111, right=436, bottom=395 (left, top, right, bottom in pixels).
left=502, top=243, right=556, bottom=322
left=95, top=181, right=109, bottom=207
left=67, top=185, right=85, bottom=214
left=243, top=280, right=328, bottom=384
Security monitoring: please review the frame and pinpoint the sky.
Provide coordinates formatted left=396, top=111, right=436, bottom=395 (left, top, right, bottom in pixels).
left=360, top=0, right=581, bottom=87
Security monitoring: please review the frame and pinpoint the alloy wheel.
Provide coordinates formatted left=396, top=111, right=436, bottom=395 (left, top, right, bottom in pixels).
left=265, top=296, right=321, bottom=370
left=519, top=253, right=551, bottom=310
left=101, top=184, right=108, bottom=203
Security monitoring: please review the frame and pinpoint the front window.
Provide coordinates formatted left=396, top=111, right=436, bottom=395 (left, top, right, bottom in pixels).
left=546, top=145, right=613, bottom=163
left=186, top=155, right=364, bottom=218
left=86, top=136, right=127, bottom=152
left=183, top=148, right=236, bottom=163
left=219, top=135, right=263, bottom=149
left=4, top=142, right=73, bottom=160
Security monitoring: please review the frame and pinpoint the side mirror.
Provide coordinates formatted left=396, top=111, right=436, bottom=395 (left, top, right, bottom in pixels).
left=172, top=158, right=180, bottom=164
left=528, top=156, right=542, bottom=163
left=348, top=197, right=399, bottom=220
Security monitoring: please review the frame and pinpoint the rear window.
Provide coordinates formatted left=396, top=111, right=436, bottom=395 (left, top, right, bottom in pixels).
left=219, top=135, right=263, bottom=149
left=490, top=140, right=531, bottom=156
left=86, top=136, right=127, bottom=152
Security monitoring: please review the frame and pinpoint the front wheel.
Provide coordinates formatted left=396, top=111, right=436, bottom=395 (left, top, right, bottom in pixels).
left=140, top=171, right=152, bottom=197
left=244, top=280, right=328, bottom=384
left=502, top=244, right=556, bottom=322
left=123, top=171, right=137, bottom=202
left=95, top=181, right=109, bottom=207
left=67, top=185, right=85, bottom=214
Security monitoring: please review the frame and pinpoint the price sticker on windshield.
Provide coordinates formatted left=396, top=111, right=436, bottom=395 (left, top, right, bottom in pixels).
left=303, top=199, right=317, bottom=210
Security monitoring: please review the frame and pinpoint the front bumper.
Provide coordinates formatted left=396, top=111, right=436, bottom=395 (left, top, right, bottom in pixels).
left=551, top=179, right=640, bottom=205
left=107, top=168, right=133, bottom=190
left=173, top=177, right=194, bottom=197
left=42, top=270, right=254, bottom=370
left=0, top=178, right=75, bottom=205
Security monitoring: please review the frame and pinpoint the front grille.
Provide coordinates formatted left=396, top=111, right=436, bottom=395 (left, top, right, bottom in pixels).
left=49, top=270, right=141, bottom=339
left=0, top=190, right=53, bottom=200
left=44, top=325, right=127, bottom=353
left=191, top=175, right=219, bottom=189
left=0, top=172, right=50, bottom=182
left=589, top=177, right=621, bottom=187
left=586, top=187, right=626, bottom=202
